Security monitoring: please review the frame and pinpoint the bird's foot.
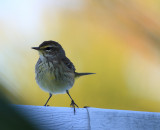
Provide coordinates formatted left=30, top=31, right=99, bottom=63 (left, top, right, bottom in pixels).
left=70, top=100, right=79, bottom=114
left=44, top=104, right=50, bottom=107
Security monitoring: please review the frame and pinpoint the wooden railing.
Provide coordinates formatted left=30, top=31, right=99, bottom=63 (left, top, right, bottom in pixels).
left=14, top=105, right=160, bottom=130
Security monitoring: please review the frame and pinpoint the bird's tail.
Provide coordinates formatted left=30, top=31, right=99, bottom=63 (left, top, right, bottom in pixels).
left=75, top=72, right=95, bottom=78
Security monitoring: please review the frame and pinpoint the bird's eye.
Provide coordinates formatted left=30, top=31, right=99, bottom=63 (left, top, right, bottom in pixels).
left=45, top=47, right=52, bottom=50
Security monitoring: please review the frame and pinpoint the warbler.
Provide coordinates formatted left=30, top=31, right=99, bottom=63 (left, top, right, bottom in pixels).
left=32, top=40, right=95, bottom=113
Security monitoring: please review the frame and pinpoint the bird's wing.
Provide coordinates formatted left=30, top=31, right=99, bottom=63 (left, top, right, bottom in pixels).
left=61, top=57, right=76, bottom=72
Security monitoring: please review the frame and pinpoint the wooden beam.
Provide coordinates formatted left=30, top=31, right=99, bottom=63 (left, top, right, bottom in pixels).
left=14, top=105, right=160, bottom=130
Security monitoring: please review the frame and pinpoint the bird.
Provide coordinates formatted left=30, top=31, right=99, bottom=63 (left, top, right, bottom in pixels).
left=32, top=40, right=95, bottom=113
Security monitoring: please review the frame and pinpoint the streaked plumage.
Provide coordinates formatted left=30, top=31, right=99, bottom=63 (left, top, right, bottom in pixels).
left=32, top=40, right=95, bottom=113
left=35, top=57, right=75, bottom=94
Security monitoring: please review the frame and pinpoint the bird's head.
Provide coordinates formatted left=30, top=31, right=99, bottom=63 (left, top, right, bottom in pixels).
left=32, top=41, right=65, bottom=59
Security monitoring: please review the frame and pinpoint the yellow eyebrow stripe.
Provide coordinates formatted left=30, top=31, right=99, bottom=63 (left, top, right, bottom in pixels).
left=40, top=45, right=51, bottom=49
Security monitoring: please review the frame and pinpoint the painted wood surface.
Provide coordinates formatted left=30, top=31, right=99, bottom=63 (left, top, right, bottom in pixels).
left=14, top=105, right=160, bottom=130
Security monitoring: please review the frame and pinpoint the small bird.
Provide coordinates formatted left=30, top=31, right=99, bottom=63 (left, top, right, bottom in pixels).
left=32, top=41, right=95, bottom=113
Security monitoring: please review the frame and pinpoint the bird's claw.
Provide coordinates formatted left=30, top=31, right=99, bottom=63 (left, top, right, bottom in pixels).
left=70, top=100, right=79, bottom=114
left=44, top=104, right=50, bottom=107
left=70, top=100, right=79, bottom=108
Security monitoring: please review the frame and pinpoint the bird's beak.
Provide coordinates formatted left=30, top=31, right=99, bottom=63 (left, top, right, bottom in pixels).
left=32, top=47, right=40, bottom=50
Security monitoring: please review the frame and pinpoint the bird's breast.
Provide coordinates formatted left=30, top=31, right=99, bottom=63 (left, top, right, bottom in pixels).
left=35, top=61, right=75, bottom=94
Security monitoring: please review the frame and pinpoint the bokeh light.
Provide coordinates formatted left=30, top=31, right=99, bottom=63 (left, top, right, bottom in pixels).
left=1, top=0, right=160, bottom=112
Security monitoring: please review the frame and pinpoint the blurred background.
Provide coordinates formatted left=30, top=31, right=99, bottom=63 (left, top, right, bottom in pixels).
left=1, top=0, right=160, bottom=112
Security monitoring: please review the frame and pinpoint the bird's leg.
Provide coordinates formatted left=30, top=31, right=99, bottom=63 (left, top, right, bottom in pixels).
left=66, top=90, right=79, bottom=114
left=44, top=93, right=52, bottom=106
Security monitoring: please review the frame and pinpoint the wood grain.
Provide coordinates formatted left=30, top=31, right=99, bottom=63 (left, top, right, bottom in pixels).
left=14, top=105, right=160, bottom=130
